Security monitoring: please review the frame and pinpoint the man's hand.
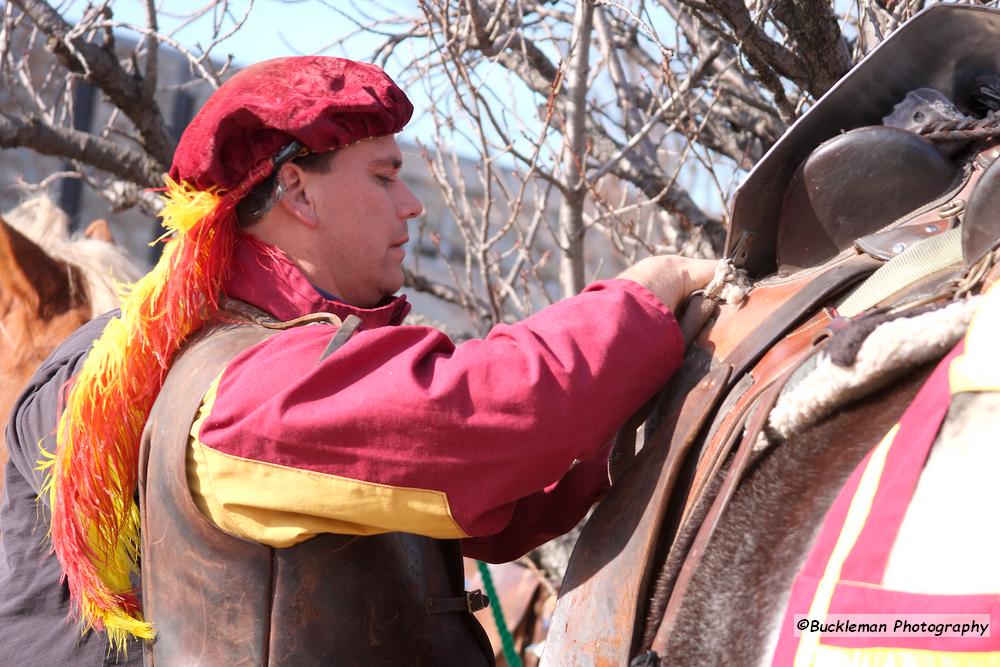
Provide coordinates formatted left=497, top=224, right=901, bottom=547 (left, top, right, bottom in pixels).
left=617, top=255, right=717, bottom=313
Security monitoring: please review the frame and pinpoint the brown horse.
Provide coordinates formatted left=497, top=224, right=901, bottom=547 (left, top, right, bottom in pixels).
left=0, top=195, right=140, bottom=495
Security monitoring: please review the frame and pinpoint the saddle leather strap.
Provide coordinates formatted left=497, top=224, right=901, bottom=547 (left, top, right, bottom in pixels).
left=219, top=297, right=362, bottom=365
left=838, top=227, right=963, bottom=317
left=220, top=296, right=343, bottom=329
left=609, top=393, right=660, bottom=483
left=724, top=253, right=880, bottom=379
left=682, top=310, right=833, bottom=527
left=425, top=589, right=491, bottom=614
left=610, top=294, right=720, bottom=482
left=678, top=294, right=718, bottom=348
left=650, top=358, right=808, bottom=655
left=854, top=218, right=951, bottom=262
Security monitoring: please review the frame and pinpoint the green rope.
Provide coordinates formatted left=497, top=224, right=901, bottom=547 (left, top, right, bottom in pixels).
left=476, top=560, right=523, bottom=667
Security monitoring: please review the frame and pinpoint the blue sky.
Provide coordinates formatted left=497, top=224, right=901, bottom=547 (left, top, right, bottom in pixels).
left=59, top=1, right=729, bottom=213
left=95, top=0, right=407, bottom=64
left=66, top=1, right=447, bottom=147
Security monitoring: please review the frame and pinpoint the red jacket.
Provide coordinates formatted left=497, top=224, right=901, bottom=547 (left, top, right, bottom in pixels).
left=186, top=236, right=685, bottom=562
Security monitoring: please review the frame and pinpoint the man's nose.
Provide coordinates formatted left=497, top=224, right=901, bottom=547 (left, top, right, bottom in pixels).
left=398, top=182, right=424, bottom=220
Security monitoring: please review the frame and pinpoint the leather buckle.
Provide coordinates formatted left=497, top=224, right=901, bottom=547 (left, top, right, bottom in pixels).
left=466, top=589, right=490, bottom=613
left=425, top=589, right=491, bottom=614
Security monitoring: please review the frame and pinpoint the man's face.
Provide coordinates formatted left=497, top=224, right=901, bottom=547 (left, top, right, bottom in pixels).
left=300, top=135, right=423, bottom=307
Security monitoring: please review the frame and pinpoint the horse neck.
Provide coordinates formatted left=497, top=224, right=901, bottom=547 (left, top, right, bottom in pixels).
left=0, top=198, right=132, bottom=496
left=2, top=197, right=141, bottom=319
left=0, top=274, right=92, bottom=465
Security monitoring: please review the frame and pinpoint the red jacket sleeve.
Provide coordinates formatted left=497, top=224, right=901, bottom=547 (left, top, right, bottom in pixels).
left=460, top=440, right=613, bottom=562
left=195, top=279, right=684, bottom=552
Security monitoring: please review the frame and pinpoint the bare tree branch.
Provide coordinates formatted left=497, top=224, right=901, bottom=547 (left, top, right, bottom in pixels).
left=142, top=0, right=158, bottom=100
left=771, top=0, right=850, bottom=94
left=0, top=111, right=162, bottom=184
left=12, top=0, right=171, bottom=173
left=556, top=0, right=593, bottom=296
left=403, top=265, right=491, bottom=316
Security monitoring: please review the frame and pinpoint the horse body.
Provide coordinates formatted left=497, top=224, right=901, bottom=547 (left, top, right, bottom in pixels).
left=0, top=196, right=139, bottom=495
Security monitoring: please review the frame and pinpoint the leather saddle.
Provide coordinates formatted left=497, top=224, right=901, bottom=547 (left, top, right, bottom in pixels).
left=544, top=100, right=1000, bottom=667
left=726, top=3, right=1000, bottom=277
left=963, top=149, right=1000, bottom=265
left=776, top=126, right=961, bottom=274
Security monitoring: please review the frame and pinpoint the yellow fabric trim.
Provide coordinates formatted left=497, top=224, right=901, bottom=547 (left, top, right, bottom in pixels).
left=187, top=374, right=227, bottom=527
left=812, top=643, right=1000, bottom=666
left=186, top=375, right=468, bottom=548
left=794, top=426, right=900, bottom=667
left=950, top=281, right=1000, bottom=394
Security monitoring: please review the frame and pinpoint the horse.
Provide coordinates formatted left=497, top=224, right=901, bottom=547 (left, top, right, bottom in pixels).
left=0, top=195, right=142, bottom=496
left=542, top=5, right=1000, bottom=665
left=652, top=305, right=1000, bottom=665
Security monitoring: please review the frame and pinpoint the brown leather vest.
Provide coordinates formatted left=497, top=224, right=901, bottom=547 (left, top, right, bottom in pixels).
left=138, top=317, right=495, bottom=666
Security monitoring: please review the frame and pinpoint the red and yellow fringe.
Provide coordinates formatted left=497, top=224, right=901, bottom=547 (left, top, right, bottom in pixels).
left=39, top=175, right=244, bottom=648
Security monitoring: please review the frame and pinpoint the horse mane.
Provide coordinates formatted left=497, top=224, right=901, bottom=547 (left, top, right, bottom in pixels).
left=3, top=194, right=142, bottom=317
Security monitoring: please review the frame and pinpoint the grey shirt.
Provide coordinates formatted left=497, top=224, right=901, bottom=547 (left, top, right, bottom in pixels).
left=1, top=312, right=142, bottom=666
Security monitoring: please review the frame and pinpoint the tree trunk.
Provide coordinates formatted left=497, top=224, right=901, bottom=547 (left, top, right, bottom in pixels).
left=557, top=0, right=594, bottom=297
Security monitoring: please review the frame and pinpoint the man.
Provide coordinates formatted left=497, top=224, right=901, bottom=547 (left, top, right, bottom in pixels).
left=1, top=57, right=714, bottom=665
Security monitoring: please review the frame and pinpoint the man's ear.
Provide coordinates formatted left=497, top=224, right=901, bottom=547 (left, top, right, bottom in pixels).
left=275, top=163, right=320, bottom=228
left=83, top=218, right=116, bottom=244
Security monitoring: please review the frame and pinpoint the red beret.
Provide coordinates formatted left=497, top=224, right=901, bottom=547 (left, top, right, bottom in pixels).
left=170, top=56, right=413, bottom=191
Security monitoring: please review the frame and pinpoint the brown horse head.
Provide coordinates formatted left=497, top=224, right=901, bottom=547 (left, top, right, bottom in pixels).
left=0, top=216, right=92, bottom=426
left=0, top=198, right=140, bottom=491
